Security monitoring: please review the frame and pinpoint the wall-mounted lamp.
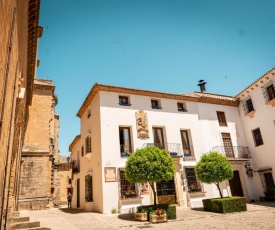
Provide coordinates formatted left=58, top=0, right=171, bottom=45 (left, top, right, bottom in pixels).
left=245, top=162, right=254, bottom=179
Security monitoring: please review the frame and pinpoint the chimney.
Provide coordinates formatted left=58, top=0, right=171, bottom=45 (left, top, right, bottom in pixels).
left=197, top=80, right=207, bottom=93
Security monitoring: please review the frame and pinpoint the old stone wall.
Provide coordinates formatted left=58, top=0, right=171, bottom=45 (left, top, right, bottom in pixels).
left=19, top=79, right=61, bottom=210
left=53, top=163, right=72, bottom=205
left=0, top=0, right=40, bottom=227
left=19, top=155, right=50, bottom=199
left=23, top=81, right=55, bottom=151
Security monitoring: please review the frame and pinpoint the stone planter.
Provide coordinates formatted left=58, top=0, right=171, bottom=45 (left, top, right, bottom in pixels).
left=149, top=214, right=167, bottom=223
left=134, top=213, right=147, bottom=221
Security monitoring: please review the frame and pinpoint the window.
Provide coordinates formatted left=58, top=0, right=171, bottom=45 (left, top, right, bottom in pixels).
left=119, top=96, right=130, bottom=106
left=152, top=127, right=165, bottom=149
left=217, top=111, right=227, bottom=126
left=87, top=108, right=91, bottom=118
left=85, top=135, right=91, bottom=153
left=263, top=172, right=275, bottom=190
left=266, top=84, right=275, bottom=101
left=119, top=169, right=136, bottom=198
left=262, top=82, right=275, bottom=103
left=81, top=146, right=84, bottom=156
left=185, top=168, right=200, bottom=192
left=181, top=130, right=191, bottom=156
left=177, top=102, right=187, bottom=112
left=119, top=127, right=132, bottom=157
left=252, top=128, right=263, bottom=147
left=151, top=99, right=161, bottom=109
left=85, top=174, right=93, bottom=202
left=243, top=98, right=254, bottom=114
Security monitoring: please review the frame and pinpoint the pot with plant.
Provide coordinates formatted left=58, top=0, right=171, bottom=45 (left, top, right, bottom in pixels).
left=149, top=208, right=167, bottom=223
left=134, top=207, right=148, bottom=221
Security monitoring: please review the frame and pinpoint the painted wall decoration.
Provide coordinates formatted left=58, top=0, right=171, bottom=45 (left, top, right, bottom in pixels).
left=136, top=110, right=149, bottom=139
left=104, top=167, right=116, bottom=182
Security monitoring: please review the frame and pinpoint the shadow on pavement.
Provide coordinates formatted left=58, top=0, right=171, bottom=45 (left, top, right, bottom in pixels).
left=248, top=201, right=275, bottom=208
left=117, top=213, right=136, bottom=222
left=58, top=207, right=87, bottom=214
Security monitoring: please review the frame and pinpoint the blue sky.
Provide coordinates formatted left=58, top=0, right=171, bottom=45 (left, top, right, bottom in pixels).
left=37, top=0, right=275, bottom=156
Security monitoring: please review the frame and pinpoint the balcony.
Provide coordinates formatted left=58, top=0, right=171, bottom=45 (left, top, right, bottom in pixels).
left=120, top=144, right=134, bottom=158
left=212, top=146, right=251, bottom=159
left=143, top=143, right=182, bottom=157
left=72, top=160, right=80, bottom=173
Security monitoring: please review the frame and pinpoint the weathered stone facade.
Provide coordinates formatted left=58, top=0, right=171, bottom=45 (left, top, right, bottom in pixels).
left=19, top=79, right=57, bottom=209
left=18, top=79, right=72, bottom=210
left=0, top=0, right=41, bottom=228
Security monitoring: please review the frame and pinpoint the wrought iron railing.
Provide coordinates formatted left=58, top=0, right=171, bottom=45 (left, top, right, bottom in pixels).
left=120, top=144, right=134, bottom=157
left=212, top=146, right=251, bottom=159
left=72, top=160, right=80, bottom=173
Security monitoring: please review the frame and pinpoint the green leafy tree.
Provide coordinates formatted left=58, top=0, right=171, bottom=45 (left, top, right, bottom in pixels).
left=125, top=146, right=175, bottom=205
left=195, top=151, right=233, bottom=198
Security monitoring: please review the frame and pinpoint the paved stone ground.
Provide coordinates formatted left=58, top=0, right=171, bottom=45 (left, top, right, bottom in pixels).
left=21, top=202, right=275, bottom=230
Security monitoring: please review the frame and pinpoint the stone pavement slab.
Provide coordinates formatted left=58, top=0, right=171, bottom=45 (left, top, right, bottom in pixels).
left=20, top=202, right=275, bottom=230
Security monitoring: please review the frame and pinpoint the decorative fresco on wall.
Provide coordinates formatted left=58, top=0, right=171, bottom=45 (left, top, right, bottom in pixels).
left=135, top=110, right=149, bottom=139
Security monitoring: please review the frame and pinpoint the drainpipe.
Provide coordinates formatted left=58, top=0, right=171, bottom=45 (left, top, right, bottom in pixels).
left=2, top=62, right=18, bottom=229
left=0, top=8, right=16, bottom=228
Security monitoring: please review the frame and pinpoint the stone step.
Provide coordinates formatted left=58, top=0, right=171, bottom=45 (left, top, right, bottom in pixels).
left=25, top=228, right=51, bottom=230
left=10, top=217, right=30, bottom=223
left=10, top=221, right=40, bottom=229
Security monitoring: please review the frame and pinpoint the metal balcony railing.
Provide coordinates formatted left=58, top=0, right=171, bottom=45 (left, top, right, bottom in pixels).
left=120, top=144, right=134, bottom=157
left=72, top=160, right=80, bottom=173
left=143, top=143, right=182, bottom=157
left=212, top=146, right=251, bottom=159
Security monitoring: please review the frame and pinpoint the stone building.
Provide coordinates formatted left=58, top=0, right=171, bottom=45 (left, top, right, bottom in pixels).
left=19, top=79, right=71, bottom=209
left=0, top=0, right=41, bottom=228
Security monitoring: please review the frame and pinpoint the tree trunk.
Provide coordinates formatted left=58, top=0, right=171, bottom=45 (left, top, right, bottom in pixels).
left=149, top=182, right=157, bottom=205
left=215, top=182, right=223, bottom=198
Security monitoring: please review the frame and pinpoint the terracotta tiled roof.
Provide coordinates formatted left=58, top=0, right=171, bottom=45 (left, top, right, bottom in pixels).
left=183, top=92, right=236, bottom=101
left=235, top=66, right=275, bottom=98
left=77, top=83, right=239, bottom=117
left=69, top=135, right=81, bottom=152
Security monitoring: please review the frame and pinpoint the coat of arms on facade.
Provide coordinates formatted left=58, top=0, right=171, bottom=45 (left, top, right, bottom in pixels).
left=136, top=110, right=149, bottom=139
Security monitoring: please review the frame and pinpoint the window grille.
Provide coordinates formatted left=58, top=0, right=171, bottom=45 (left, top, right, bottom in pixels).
left=119, top=169, right=136, bottom=198
left=242, top=97, right=254, bottom=114
left=217, top=111, right=227, bottom=126
left=85, top=174, right=93, bottom=202
left=252, top=128, right=263, bottom=147
left=85, top=135, right=91, bottom=153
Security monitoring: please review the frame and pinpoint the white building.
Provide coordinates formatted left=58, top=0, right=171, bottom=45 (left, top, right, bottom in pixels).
left=68, top=73, right=274, bottom=213
left=236, top=67, right=275, bottom=198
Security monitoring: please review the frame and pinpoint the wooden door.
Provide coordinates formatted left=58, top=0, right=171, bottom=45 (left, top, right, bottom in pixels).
left=156, top=179, right=176, bottom=204
left=77, top=179, right=80, bottom=208
left=222, top=133, right=234, bottom=158
left=229, top=171, right=244, bottom=196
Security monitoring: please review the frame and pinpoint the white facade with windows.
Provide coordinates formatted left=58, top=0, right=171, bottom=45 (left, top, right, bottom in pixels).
left=68, top=77, right=275, bottom=214
left=236, top=67, right=275, bottom=197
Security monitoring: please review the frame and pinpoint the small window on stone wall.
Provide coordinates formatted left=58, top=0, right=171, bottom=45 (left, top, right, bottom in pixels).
left=85, top=135, right=91, bottom=154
